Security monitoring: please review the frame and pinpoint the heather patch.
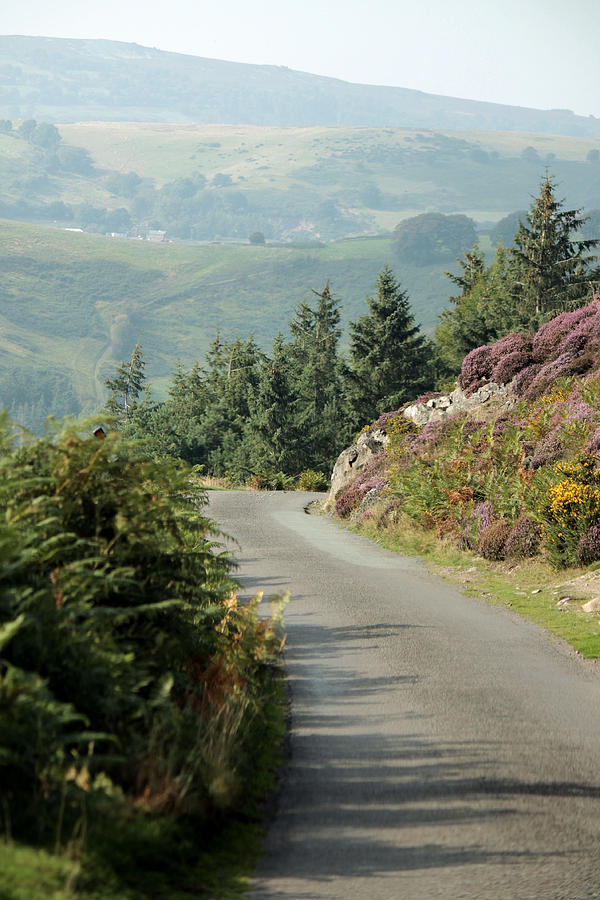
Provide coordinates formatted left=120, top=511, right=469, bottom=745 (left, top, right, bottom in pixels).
left=577, top=524, right=600, bottom=566
left=478, top=519, right=512, bottom=560
left=336, top=301, right=600, bottom=573
left=505, top=516, right=541, bottom=558
left=530, top=427, right=563, bottom=469
left=531, top=303, right=599, bottom=362
left=492, top=349, right=532, bottom=384
left=458, top=345, right=493, bottom=393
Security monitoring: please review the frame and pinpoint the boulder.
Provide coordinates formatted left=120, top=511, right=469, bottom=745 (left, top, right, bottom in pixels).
left=326, top=427, right=388, bottom=507
left=403, top=382, right=514, bottom=427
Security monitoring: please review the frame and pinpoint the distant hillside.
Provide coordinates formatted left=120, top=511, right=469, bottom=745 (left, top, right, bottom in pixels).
left=2, top=36, right=600, bottom=137
left=0, top=220, right=457, bottom=431
left=2, top=120, right=600, bottom=243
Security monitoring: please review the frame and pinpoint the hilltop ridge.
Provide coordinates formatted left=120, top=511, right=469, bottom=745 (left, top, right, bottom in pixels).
left=2, top=35, right=600, bottom=136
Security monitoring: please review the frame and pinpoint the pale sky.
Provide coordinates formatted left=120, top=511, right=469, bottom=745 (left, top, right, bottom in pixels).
left=2, top=0, right=600, bottom=118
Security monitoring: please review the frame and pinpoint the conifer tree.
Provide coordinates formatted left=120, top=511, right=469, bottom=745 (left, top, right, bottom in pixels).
left=346, top=266, right=433, bottom=426
left=289, top=283, right=349, bottom=470
left=246, top=334, right=297, bottom=475
left=434, top=244, right=515, bottom=380
left=104, top=344, right=146, bottom=422
left=511, top=173, right=599, bottom=323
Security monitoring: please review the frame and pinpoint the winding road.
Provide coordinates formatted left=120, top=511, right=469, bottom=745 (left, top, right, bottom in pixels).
left=208, top=490, right=600, bottom=900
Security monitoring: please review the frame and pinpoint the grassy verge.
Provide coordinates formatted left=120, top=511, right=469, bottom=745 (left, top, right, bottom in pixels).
left=353, top=512, right=600, bottom=659
left=0, top=669, right=286, bottom=900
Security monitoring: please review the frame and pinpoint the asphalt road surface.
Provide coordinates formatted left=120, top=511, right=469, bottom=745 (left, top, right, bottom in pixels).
left=207, top=490, right=600, bottom=900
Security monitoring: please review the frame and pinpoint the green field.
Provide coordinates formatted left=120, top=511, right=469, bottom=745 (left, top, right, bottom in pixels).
left=3, top=122, right=600, bottom=245
left=0, top=219, right=457, bottom=429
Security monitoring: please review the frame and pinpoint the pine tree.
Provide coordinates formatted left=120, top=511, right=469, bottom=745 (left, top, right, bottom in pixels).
left=289, top=283, right=349, bottom=471
left=434, top=244, right=515, bottom=380
left=104, top=344, right=146, bottom=422
left=511, top=173, right=599, bottom=323
left=346, top=267, right=433, bottom=426
left=247, top=334, right=297, bottom=475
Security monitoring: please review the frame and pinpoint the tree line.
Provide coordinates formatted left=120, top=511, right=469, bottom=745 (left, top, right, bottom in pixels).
left=104, top=174, right=599, bottom=484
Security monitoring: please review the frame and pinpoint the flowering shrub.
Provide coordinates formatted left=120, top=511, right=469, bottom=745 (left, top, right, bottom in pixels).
left=512, top=363, right=542, bottom=396
left=533, top=455, right=600, bottom=567
left=459, top=345, right=494, bottom=393
left=478, top=519, right=512, bottom=560
left=413, top=391, right=443, bottom=404
left=530, top=427, right=563, bottom=470
left=505, top=516, right=541, bottom=558
left=492, top=349, right=532, bottom=385
left=335, top=480, right=364, bottom=518
left=577, top=524, right=600, bottom=565
left=407, top=418, right=455, bottom=454
left=491, top=332, right=533, bottom=363
left=586, top=427, right=600, bottom=456
left=524, top=352, right=578, bottom=400
left=461, top=419, right=487, bottom=441
left=374, top=407, right=405, bottom=428
left=531, top=303, right=599, bottom=362
left=474, top=500, right=495, bottom=536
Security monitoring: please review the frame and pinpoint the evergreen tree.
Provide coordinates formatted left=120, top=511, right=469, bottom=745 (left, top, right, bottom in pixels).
left=247, top=334, right=297, bottom=475
left=434, top=244, right=515, bottom=380
left=104, top=344, right=146, bottom=422
left=346, top=267, right=433, bottom=426
left=289, top=283, right=349, bottom=471
left=511, top=173, right=599, bottom=323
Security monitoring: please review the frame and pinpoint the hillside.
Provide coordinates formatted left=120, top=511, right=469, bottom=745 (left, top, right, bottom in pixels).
left=2, top=36, right=600, bottom=137
left=333, top=297, right=600, bottom=578
left=2, top=120, right=600, bottom=243
left=0, top=220, right=454, bottom=430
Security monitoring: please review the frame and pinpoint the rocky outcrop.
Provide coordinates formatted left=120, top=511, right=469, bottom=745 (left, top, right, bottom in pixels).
left=327, top=381, right=516, bottom=507
left=403, top=382, right=515, bottom=426
left=327, top=427, right=388, bottom=507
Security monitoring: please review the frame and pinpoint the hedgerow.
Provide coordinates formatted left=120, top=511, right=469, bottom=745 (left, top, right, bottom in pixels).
left=0, top=413, right=286, bottom=884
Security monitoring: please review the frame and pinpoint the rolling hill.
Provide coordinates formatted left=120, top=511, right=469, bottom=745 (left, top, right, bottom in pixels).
left=0, top=219, right=458, bottom=431
left=2, top=36, right=600, bottom=136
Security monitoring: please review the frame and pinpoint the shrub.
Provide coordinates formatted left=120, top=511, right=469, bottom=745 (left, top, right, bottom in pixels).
left=532, top=455, right=600, bottom=567
left=512, top=363, right=542, bottom=396
left=474, top=500, right=495, bottom=536
left=461, top=419, right=487, bottom=441
left=374, top=407, right=404, bottom=427
left=505, top=516, right=541, bottom=558
left=0, top=416, right=285, bottom=845
left=296, top=469, right=329, bottom=491
left=459, top=345, right=494, bottom=393
left=530, top=427, right=563, bottom=469
left=531, top=304, right=598, bottom=362
left=577, top=524, right=600, bottom=565
left=492, top=349, right=532, bottom=385
left=586, top=427, right=600, bottom=456
left=478, top=519, right=512, bottom=560
left=335, top=454, right=389, bottom=518
left=490, top=332, right=533, bottom=364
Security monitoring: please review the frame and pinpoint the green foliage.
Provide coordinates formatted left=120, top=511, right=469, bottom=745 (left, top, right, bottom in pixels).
left=0, top=411, right=288, bottom=896
left=103, top=344, right=147, bottom=421
left=434, top=244, right=516, bottom=379
left=530, top=455, right=600, bottom=568
left=346, top=266, right=434, bottom=426
left=393, top=212, right=477, bottom=266
left=295, top=469, right=329, bottom=491
left=511, top=173, right=600, bottom=324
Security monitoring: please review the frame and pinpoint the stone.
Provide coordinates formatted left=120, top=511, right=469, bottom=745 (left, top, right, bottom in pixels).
left=582, top=597, right=600, bottom=613
left=326, top=426, right=389, bottom=507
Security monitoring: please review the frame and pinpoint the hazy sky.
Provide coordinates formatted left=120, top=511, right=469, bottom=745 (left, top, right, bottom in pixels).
left=3, top=0, right=600, bottom=117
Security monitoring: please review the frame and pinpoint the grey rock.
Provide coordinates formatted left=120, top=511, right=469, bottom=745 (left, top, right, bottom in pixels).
left=327, top=427, right=388, bottom=507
